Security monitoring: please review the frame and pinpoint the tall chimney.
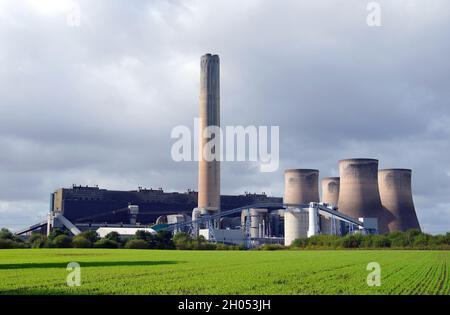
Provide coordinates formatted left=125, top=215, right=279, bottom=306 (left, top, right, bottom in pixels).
left=338, top=158, right=389, bottom=233
left=378, top=169, right=421, bottom=232
left=197, top=54, right=220, bottom=213
left=321, top=177, right=340, bottom=207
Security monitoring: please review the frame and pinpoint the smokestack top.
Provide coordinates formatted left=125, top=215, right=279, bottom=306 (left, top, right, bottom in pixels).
left=322, top=177, right=340, bottom=181
left=201, top=53, right=220, bottom=61
left=379, top=169, right=412, bottom=173
left=339, top=158, right=378, bottom=163
left=285, top=169, right=319, bottom=174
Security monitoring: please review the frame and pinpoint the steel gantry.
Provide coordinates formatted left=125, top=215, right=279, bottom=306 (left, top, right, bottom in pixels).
left=162, top=202, right=369, bottom=248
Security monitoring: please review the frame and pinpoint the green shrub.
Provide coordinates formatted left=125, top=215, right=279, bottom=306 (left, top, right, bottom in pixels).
left=215, top=243, right=229, bottom=250
left=154, top=231, right=175, bottom=249
left=28, top=233, right=44, bottom=244
left=307, top=235, right=340, bottom=248
left=429, top=235, right=444, bottom=246
left=104, top=232, right=121, bottom=243
left=372, top=235, right=391, bottom=248
left=213, top=243, right=245, bottom=250
left=0, top=239, right=15, bottom=249
left=52, top=235, right=72, bottom=248
left=388, top=232, right=410, bottom=247
left=94, top=239, right=119, bottom=249
left=406, top=229, right=422, bottom=239
left=48, top=228, right=68, bottom=241
left=30, top=235, right=49, bottom=248
left=361, top=235, right=374, bottom=248
left=413, top=233, right=430, bottom=247
left=125, top=239, right=149, bottom=249
left=290, top=238, right=308, bottom=248
left=340, top=234, right=363, bottom=248
left=134, top=230, right=154, bottom=242
left=133, top=230, right=174, bottom=249
left=173, top=232, right=192, bottom=250
left=72, top=236, right=92, bottom=248
left=0, top=228, right=14, bottom=240
left=238, top=243, right=247, bottom=250
left=445, top=233, right=450, bottom=245
left=260, top=244, right=285, bottom=251
left=78, top=231, right=99, bottom=243
left=195, top=243, right=217, bottom=250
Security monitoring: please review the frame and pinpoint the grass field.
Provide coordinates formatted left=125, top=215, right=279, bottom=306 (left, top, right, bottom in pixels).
left=0, top=249, right=449, bottom=295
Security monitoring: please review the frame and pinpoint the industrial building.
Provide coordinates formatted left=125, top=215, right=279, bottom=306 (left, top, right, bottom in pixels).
left=16, top=53, right=421, bottom=247
left=49, top=186, right=280, bottom=226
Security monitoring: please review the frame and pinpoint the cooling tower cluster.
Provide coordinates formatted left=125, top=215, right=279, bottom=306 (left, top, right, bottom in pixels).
left=283, top=159, right=420, bottom=238
left=337, top=159, right=421, bottom=233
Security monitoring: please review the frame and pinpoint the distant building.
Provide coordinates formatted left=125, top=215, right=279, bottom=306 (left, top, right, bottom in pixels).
left=50, top=185, right=282, bottom=225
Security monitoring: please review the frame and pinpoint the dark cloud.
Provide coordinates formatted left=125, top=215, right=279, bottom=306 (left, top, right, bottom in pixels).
left=0, top=0, right=449, bottom=234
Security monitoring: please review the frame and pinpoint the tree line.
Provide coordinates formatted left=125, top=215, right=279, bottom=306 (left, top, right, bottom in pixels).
left=0, top=228, right=243, bottom=250
left=288, top=229, right=450, bottom=250
left=1, top=227, right=449, bottom=250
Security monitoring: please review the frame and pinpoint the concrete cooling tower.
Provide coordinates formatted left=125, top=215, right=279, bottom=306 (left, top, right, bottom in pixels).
left=378, top=169, right=421, bottom=232
left=321, top=177, right=340, bottom=207
left=320, top=177, right=340, bottom=236
left=338, top=158, right=390, bottom=233
left=197, top=54, right=221, bottom=213
left=284, top=169, right=320, bottom=204
left=284, top=169, right=320, bottom=245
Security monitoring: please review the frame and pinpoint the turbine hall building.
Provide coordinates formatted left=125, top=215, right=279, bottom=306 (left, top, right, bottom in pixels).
left=50, top=185, right=282, bottom=226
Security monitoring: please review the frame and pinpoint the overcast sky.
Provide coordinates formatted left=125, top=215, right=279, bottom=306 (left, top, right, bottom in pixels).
left=0, top=0, right=449, bottom=234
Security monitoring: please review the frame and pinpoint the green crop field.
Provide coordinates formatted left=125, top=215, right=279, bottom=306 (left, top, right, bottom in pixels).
left=0, top=249, right=448, bottom=295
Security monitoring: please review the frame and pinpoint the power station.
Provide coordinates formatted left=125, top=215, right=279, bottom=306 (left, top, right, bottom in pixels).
left=16, top=54, right=422, bottom=247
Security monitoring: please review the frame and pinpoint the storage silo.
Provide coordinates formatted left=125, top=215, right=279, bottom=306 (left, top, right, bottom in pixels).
left=378, top=169, right=421, bottom=232
left=250, top=208, right=269, bottom=238
left=241, top=208, right=269, bottom=238
left=321, top=177, right=340, bottom=207
left=338, top=158, right=389, bottom=233
left=284, top=169, right=320, bottom=245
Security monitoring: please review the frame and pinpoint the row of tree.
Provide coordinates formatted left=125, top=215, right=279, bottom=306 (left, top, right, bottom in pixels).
left=289, top=229, right=450, bottom=250
left=172, top=233, right=245, bottom=250
left=0, top=228, right=245, bottom=250
left=0, top=228, right=175, bottom=249
left=1, top=228, right=449, bottom=250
